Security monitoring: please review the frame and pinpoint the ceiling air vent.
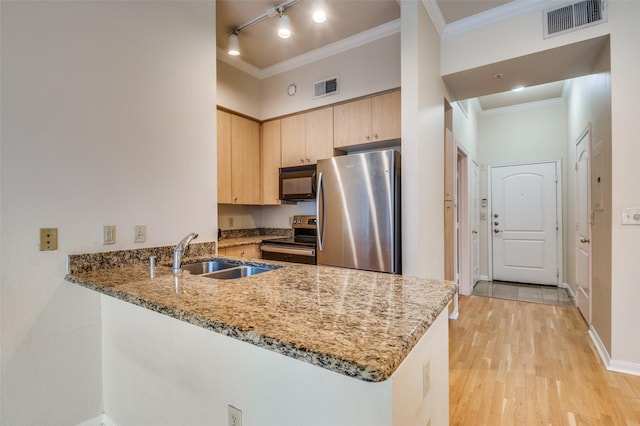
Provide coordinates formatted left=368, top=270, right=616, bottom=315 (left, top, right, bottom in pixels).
left=313, top=76, right=339, bottom=99
left=544, top=0, right=607, bottom=38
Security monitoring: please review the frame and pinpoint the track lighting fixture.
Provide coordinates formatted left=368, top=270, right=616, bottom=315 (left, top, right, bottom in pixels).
left=312, top=0, right=327, bottom=23
left=227, top=33, right=240, bottom=56
left=226, top=0, right=328, bottom=56
left=278, top=11, right=291, bottom=39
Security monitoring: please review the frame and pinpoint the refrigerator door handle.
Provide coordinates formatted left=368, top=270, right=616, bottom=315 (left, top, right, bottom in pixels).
left=316, top=171, right=325, bottom=251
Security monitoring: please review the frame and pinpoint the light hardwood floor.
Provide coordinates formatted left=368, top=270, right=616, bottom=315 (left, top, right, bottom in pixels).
left=449, top=296, right=640, bottom=425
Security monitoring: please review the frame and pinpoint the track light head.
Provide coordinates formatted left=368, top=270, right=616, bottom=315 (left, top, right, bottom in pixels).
left=278, top=12, right=291, bottom=38
left=312, top=0, right=327, bottom=23
left=227, top=32, right=240, bottom=56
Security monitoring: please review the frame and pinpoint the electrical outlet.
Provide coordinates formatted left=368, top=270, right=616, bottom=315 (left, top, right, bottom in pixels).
left=228, top=405, right=242, bottom=426
left=40, top=228, right=58, bottom=251
left=103, top=225, right=116, bottom=245
left=422, top=359, right=431, bottom=397
left=134, top=224, right=146, bottom=243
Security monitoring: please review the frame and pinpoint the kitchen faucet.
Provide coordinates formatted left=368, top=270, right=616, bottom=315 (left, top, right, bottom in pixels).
left=173, top=232, right=198, bottom=273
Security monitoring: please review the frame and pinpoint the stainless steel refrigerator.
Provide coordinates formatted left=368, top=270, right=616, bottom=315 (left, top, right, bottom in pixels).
left=316, top=149, right=401, bottom=273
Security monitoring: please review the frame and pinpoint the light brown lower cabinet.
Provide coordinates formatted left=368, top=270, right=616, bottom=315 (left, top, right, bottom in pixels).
left=219, top=244, right=261, bottom=259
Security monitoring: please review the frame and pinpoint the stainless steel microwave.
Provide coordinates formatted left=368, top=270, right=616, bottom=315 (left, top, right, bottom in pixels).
left=279, top=165, right=316, bottom=202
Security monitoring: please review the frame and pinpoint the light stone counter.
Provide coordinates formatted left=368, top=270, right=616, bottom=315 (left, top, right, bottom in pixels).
left=65, top=247, right=457, bottom=383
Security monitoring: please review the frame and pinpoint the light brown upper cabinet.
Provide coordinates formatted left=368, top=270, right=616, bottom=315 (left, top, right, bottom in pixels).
left=281, top=106, right=334, bottom=167
left=217, top=109, right=261, bottom=205
left=217, top=110, right=232, bottom=204
left=333, top=90, right=401, bottom=148
left=261, top=119, right=281, bottom=205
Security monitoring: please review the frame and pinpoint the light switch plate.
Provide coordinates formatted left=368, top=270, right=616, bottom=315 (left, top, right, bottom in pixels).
left=134, top=224, right=146, bottom=243
left=621, top=208, right=640, bottom=225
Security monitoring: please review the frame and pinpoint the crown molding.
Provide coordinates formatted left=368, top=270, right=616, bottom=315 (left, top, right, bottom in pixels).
left=478, top=97, right=565, bottom=117
left=218, top=19, right=401, bottom=80
left=442, top=0, right=557, bottom=38
left=217, top=48, right=263, bottom=78
left=421, top=0, right=446, bottom=36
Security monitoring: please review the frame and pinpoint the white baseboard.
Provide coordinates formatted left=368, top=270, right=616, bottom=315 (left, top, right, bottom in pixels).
left=589, top=326, right=640, bottom=377
left=480, top=275, right=489, bottom=281
left=559, top=281, right=576, bottom=300
left=76, top=413, right=117, bottom=426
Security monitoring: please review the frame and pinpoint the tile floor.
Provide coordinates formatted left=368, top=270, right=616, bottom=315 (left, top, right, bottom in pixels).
left=471, top=280, right=574, bottom=307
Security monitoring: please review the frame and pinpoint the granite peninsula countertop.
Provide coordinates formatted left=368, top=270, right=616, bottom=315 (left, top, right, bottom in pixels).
left=65, top=248, right=457, bottom=383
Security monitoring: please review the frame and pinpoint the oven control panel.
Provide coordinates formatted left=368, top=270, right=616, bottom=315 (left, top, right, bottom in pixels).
left=292, top=215, right=317, bottom=229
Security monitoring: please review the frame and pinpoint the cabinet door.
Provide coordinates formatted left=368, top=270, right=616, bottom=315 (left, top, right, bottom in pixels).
left=261, top=120, right=281, bottom=205
left=305, top=107, right=334, bottom=164
left=231, top=115, right=261, bottom=204
left=281, top=114, right=306, bottom=167
left=217, top=110, right=232, bottom=204
left=225, top=244, right=261, bottom=259
left=371, top=91, right=401, bottom=141
left=333, top=98, right=371, bottom=148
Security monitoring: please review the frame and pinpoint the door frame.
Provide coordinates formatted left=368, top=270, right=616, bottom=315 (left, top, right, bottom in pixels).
left=575, top=123, right=592, bottom=323
left=486, top=159, right=563, bottom=285
left=457, top=147, right=471, bottom=295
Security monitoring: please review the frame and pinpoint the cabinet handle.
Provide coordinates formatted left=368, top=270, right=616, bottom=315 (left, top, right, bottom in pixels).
left=234, top=196, right=238, bottom=203
left=373, top=132, right=378, bottom=139
left=365, top=134, right=370, bottom=140
left=300, top=158, right=304, bottom=163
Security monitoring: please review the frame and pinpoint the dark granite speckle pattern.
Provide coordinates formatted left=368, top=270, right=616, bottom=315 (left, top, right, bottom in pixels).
left=220, top=227, right=292, bottom=240
left=65, top=249, right=457, bottom=382
left=217, top=235, right=291, bottom=249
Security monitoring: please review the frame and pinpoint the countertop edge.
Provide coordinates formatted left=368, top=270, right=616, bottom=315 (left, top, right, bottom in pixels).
left=65, top=271, right=456, bottom=382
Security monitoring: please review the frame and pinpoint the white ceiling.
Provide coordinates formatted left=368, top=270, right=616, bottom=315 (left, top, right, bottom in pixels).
left=217, top=0, right=607, bottom=111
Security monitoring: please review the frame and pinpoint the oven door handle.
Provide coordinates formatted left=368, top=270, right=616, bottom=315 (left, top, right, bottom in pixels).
left=316, top=171, right=325, bottom=251
left=260, top=246, right=316, bottom=257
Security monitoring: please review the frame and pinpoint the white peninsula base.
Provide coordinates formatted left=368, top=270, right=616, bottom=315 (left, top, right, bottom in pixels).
left=99, top=296, right=450, bottom=426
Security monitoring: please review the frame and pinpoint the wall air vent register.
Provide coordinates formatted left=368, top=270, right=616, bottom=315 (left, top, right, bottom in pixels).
left=544, top=0, right=607, bottom=38
left=313, top=76, right=339, bottom=99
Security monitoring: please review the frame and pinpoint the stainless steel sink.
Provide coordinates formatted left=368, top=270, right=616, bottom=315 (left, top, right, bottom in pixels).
left=201, top=265, right=272, bottom=280
left=179, top=260, right=277, bottom=280
left=180, top=260, right=236, bottom=275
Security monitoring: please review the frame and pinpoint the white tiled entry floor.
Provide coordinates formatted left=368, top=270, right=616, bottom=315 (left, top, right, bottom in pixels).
left=471, top=280, right=574, bottom=307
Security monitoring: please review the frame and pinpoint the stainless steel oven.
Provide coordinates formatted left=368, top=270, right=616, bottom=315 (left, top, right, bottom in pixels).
left=260, top=215, right=317, bottom=265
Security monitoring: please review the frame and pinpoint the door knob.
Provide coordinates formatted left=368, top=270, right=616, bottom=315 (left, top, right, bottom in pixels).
left=493, top=213, right=499, bottom=218
left=580, top=238, right=590, bottom=243
left=472, top=229, right=479, bottom=234
left=494, top=229, right=500, bottom=233
left=494, top=221, right=499, bottom=226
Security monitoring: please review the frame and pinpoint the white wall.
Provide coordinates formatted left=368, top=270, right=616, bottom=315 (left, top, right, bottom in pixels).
left=217, top=59, right=262, bottom=120
left=260, top=33, right=401, bottom=120
left=0, top=1, right=217, bottom=424
left=401, top=1, right=448, bottom=279
left=102, top=295, right=450, bottom=426
left=217, top=203, right=316, bottom=230
left=607, top=1, right=640, bottom=367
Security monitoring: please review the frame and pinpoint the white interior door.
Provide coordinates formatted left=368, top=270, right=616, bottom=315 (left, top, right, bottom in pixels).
left=576, top=131, right=591, bottom=322
left=491, top=162, right=559, bottom=285
left=471, top=161, right=480, bottom=286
